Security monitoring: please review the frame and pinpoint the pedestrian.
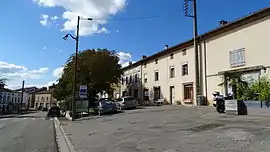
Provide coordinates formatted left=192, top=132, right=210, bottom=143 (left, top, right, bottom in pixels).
left=265, top=101, right=270, bottom=108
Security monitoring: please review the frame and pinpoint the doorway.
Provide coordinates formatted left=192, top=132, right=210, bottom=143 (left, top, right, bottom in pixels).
left=154, top=87, right=161, bottom=101
left=170, top=86, right=175, bottom=104
left=133, top=89, right=138, bottom=99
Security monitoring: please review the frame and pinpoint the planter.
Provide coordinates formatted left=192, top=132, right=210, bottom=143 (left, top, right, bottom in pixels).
left=225, top=100, right=247, bottom=115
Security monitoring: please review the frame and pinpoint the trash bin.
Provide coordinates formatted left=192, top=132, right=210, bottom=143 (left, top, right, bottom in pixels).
left=197, top=95, right=206, bottom=106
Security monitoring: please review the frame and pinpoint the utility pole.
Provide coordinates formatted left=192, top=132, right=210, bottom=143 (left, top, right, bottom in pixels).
left=20, top=80, right=25, bottom=114
left=62, top=16, right=93, bottom=121
left=71, top=16, right=80, bottom=121
left=184, top=0, right=200, bottom=106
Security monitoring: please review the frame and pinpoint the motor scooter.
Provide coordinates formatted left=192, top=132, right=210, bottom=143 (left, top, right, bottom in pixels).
left=212, top=92, right=233, bottom=113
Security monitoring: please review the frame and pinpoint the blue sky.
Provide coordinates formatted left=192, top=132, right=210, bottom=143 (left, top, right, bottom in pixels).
left=0, top=0, right=269, bottom=89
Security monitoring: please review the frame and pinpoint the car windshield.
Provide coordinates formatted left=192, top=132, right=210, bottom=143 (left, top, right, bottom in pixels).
left=124, top=97, right=134, bottom=101
left=116, top=98, right=122, bottom=102
left=101, top=100, right=114, bottom=105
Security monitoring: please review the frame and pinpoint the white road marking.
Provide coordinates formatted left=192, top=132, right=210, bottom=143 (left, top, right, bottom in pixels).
left=0, top=117, right=53, bottom=121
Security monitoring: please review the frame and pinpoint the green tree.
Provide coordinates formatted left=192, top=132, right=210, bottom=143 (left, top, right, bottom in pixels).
left=53, top=49, right=123, bottom=106
left=249, top=76, right=270, bottom=102
left=218, top=72, right=249, bottom=99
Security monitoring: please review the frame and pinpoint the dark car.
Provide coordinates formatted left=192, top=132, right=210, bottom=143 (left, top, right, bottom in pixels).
left=47, top=106, right=61, bottom=117
left=42, top=107, right=48, bottom=111
left=97, top=100, right=117, bottom=116
left=99, top=98, right=112, bottom=102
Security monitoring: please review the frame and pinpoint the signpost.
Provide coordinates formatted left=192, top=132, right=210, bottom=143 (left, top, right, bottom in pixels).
left=79, top=85, right=87, bottom=99
left=225, top=100, right=238, bottom=115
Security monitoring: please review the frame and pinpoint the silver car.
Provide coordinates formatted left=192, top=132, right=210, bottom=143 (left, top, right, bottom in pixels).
left=116, top=97, right=137, bottom=110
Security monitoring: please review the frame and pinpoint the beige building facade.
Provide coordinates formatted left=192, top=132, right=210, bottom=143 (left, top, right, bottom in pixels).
left=121, top=7, right=270, bottom=106
left=35, top=90, right=57, bottom=109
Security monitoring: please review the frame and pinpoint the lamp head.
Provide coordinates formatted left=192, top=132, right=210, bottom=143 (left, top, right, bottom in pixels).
left=62, top=34, right=69, bottom=40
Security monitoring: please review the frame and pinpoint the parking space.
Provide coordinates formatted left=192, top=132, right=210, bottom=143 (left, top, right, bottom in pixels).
left=61, top=105, right=270, bottom=152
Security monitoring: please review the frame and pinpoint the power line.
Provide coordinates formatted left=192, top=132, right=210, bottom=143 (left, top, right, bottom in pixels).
left=92, top=9, right=184, bottom=22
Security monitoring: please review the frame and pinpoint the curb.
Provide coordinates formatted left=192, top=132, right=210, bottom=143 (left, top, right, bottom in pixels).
left=53, top=117, right=76, bottom=152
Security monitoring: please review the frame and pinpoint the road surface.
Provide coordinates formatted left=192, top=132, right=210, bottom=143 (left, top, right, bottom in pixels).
left=0, top=112, right=58, bottom=152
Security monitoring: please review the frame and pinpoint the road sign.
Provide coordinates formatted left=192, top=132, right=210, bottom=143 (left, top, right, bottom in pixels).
left=79, top=85, right=87, bottom=99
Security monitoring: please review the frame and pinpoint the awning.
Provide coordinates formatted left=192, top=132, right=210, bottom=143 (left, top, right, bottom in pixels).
left=218, top=65, right=264, bottom=75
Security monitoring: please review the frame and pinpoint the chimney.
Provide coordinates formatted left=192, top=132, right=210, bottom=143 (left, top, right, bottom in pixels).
left=219, top=20, right=228, bottom=26
left=164, top=45, right=169, bottom=50
left=142, top=55, right=147, bottom=59
left=129, top=61, right=132, bottom=65
left=0, top=83, right=5, bottom=89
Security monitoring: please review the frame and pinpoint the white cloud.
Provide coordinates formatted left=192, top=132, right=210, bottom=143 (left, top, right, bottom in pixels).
left=42, top=46, right=47, bottom=51
left=117, top=52, right=132, bottom=64
left=40, top=14, right=49, bottom=26
left=0, top=61, right=49, bottom=88
left=29, top=68, right=49, bottom=74
left=8, top=80, right=57, bottom=90
left=51, top=16, right=58, bottom=20
left=34, top=0, right=127, bottom=36
left=117, top=52, right=135, bottom=67
left=53, top=67, right=64, bottom=78
left=0, top=61, right=27, bottom=73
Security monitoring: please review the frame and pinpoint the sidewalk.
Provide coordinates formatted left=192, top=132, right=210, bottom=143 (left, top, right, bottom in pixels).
left=0, top=111, right=38, bottom=119
left=0, top=114, right=18, bottom=119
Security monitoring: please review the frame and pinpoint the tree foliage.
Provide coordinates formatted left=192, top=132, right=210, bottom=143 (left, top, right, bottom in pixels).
left=218, top=72, right=270, bottom=101
left=218, top=72, right=249, bottom=99
left=53, top=49, right=123, bottom=105
left=249, top=76, right=270, bottom=102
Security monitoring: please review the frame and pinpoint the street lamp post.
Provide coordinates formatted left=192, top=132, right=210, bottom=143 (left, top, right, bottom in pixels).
left=184, top=0, right=200, bottom=106
left=63, top=16, right=93, bottom=121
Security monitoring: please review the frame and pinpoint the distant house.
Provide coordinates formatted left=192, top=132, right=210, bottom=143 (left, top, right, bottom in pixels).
left=0, top=84, right=23, bottom=113
left=34, top=89, right=57, bottom=110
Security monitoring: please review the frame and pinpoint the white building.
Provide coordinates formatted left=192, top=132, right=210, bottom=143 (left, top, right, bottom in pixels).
left=0, top=84, right=21, bottom=113
left=121, top=7, right=270, bottom=106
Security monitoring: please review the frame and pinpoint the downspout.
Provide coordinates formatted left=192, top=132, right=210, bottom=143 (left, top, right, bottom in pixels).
left=203, top=39, right=208, bottom=104
left=140, top=64, right=143, bottom=105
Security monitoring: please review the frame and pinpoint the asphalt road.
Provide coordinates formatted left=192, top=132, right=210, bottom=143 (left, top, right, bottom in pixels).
left=0, top=112, right=58, bottom=152
left=62, top=106, right=270, bottom=152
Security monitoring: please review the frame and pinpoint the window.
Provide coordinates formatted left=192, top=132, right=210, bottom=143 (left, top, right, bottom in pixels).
left=46, top=97, right=49, bottom=101
left=135, top=74, right=138, bottom=83
left=184, top=84, right=193, bottom=100
left=170, top=67, right=175, bottom=78
left=155, top=59, right=158, bottom=64
left=182, top=63, right=188, bottom=76
left=144, top=63, right=147, bottom=68
left=182, top=49, right=187, bottom=56
left=121, top=78, right=124, bottom=85
left=155, top=71, right=159, bottom=81
left=15, top=97, right=17, bottom=103
left=229, top=48, right=245, bottom=67
left=170, top=53, right=174, bottom=59
left=37, top=96, right=40, bottom=101
left=144, top=73, right=148, bottom=83
left=126, top=77, right=128, bottom=84
left=129, top=76, right=132, bottom=84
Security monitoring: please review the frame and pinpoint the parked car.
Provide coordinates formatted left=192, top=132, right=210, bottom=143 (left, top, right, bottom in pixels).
left=97, top=100, right=118, bottom=116
left=42, top=107, right=48, bottom=111
left=116, top=97, right=137, bottom=110
left=99, top=98, right=112, bottom=102
left=47, top=106, right=61, bottom=117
